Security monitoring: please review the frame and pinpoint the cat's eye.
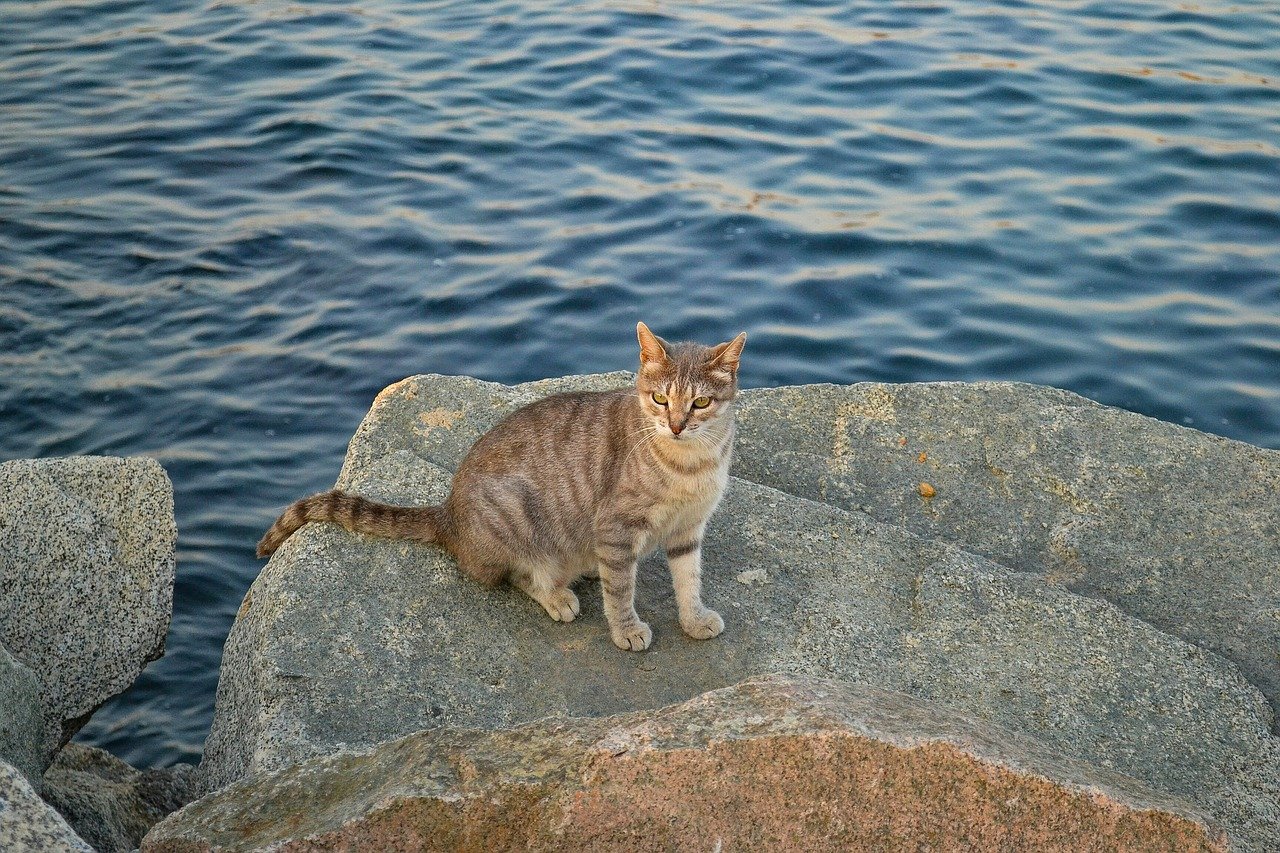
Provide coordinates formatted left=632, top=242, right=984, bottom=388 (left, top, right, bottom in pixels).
left=692, top=396, right=712, bottom=409
left=651, top=392, right=668, bottom=406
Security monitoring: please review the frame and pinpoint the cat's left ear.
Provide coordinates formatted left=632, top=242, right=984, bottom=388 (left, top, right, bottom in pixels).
left=706, top=332, right=747, bottom=373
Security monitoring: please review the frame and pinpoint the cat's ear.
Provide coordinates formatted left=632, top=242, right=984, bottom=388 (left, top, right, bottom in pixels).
left=637, top=322, right=670, bottom=366
left=705, top=332, right=747, bottom=373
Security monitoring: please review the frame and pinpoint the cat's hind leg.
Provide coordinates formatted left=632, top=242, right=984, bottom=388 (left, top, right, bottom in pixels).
left=511, top=562, right=580, bottom=623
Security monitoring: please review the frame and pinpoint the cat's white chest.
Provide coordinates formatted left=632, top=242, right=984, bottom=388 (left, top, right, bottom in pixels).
left=649, top=457, right=730, bottom=540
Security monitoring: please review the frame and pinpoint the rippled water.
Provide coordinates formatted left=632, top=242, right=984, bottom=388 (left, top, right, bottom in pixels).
left=2, top=0, right=1277, bottom=768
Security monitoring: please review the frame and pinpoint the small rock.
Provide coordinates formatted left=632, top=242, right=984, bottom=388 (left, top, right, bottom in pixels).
left=734, top=568, right=769, bottom=586
left=0, top=643, right=55, bottom=790
left=918, top=481, right=936, bottom=498
left=0, top=758, right=92, bottom=852
left=41, top=744, right=198, bottom=853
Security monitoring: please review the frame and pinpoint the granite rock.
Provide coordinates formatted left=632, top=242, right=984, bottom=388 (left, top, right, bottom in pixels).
left=0, top=757, right=92, bottom=852
left=0, top=644, right=55, bottom=790
left=147, top=676, right=1227, bottom=852
left=0, top=457, right=177, bottom=745
left=201, top=373, right=1280, bottom=850
left=41, top=744, right=198, bottom=853
left=734, top=381, right=1280, bottom=713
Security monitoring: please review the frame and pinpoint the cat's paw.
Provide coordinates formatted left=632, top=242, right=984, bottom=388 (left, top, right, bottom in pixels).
left=681, top=608, right=724, bottom=640
left=541, top=588, right=580, bottom=623
left=610, top=620, right=653, bottom=652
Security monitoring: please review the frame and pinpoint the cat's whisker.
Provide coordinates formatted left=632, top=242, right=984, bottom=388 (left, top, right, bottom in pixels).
left=620, top=426, right=656, bottom=461
left=621, top=426, right=663, bottom=467
left=623, top=422, right=660, bottom=441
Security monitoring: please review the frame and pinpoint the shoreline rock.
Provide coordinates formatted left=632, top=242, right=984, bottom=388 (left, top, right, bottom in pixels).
left=41, top=744, right=198, bottom=853
left=0, top=643, right=55, bottom=791
left=149, top=676, right=1228, bottom=852
left=9, top=382, right=1271, bottom=850
left=198, top=373, right=1280, bottom=850
left=0, top=455, right=185, bottom=852
left=0, top=456, right=177, bottom=748
left=1, top=758, right=93, bottom=853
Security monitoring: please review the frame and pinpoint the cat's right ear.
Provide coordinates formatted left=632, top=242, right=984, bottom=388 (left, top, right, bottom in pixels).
left=706, top=332, right=747, bottom=373
left=637, top=322, right=669, bottom=366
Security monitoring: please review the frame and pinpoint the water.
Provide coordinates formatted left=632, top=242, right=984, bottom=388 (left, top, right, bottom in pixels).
left=1, top=0, right=1277, bottom=769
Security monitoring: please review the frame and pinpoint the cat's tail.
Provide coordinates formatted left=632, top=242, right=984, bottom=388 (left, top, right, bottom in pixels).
left=256, top=489, right=448, bottom=558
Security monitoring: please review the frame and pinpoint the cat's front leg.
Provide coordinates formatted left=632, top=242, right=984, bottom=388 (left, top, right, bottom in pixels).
left=666, top=531, right=724, bottom=640
left=594, top=535, right=652, bottom=651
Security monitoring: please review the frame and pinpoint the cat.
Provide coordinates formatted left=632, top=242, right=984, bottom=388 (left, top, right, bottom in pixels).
left=256, top=322, right=746, bottom=652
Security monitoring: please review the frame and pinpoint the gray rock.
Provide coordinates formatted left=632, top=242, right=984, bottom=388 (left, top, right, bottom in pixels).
left=149, top=676, right=1226, bottom=852
left=41, top=744, right=198, bottom=853
left=732, top=381, right=1280, bottom=712
left=0, top=457, right=177, bottom=745
left=0, top=644, right=56, bottom=791
left=0, top=757, right=92, bottom=852
left=203, top=374, right=1280, bottom=850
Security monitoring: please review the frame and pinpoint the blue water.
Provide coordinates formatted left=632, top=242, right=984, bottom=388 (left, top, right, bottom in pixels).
left=1, top=0, right=1277, bottom=769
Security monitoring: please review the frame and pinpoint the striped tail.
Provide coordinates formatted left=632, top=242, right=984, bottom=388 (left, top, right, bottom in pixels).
left=256, top=489, right=447, bottom=558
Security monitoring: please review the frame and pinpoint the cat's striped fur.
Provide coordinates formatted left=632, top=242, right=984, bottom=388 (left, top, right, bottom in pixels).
left=257, top=322, right=746, bottom=651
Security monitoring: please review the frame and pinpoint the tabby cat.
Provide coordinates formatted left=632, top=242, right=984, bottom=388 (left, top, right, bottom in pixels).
left=257, top=322, right=746, bottom=652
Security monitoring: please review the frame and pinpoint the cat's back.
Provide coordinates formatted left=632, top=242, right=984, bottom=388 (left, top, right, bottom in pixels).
left=455, top=388, right=637, bottom=479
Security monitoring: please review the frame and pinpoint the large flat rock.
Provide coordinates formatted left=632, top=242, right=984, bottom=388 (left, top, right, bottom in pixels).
left=0, top=457, right=177, bottom=744
left=203, top=374, right=1280, bottom=849
left=734, top=381, right=1280, bottom=712
left=150, top=677, right=1226, bottom=852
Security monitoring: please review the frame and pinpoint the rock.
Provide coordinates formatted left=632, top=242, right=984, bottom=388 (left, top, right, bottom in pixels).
left=202, top=373, right=1280, bottom=850
left=0, top=757, right=93, bottom=852
left=0, top=457, right=177, bottom=745
left=40, top=744, right=198, bottom=853
left=734, top=381, right=1280, bottom=713
left=0, top=644, right=56, bottom=791
left=148, top=677, right=1226, bottom=852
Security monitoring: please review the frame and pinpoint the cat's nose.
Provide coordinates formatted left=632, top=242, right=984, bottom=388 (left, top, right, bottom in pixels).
left=670, top=421, right=685, bottom=435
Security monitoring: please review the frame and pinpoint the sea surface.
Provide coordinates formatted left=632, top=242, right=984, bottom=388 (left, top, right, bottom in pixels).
left=1, top=0, right=1277, bottom=769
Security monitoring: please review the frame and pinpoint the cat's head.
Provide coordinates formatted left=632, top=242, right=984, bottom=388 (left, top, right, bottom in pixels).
left=635, top=322, right=746, bottom=443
